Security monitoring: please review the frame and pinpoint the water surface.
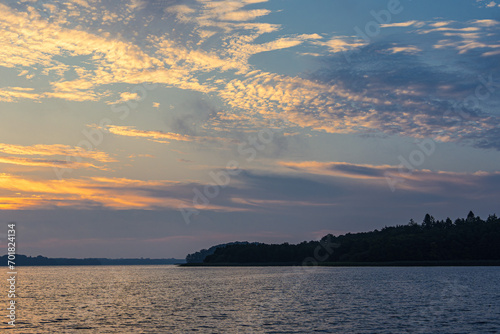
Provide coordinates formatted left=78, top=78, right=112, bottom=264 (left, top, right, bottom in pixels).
left=2, top=266, right=499, bottom=333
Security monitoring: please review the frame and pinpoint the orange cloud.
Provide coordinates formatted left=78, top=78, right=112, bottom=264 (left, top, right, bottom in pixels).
left=316, top=38, right=367, bottom=53
left=0, top=87, right=41, bottom=102
left=105, top=125, right=193, bottom=142
left=385, top=46, right=422, bottom=54
left=0, top=174, right=180, bottom=210
left=0, top=156, right=106, bottom=170
left=106, top=92, right=141, bottom=105
left=0, top=143, right=115, bottom=163
left=102, top=125, right=234, bottom=144
left=0, top=0, right=307, bottom=105
left=0, top=174, right=245, bottom=211
left=218, top=72, right=382, bottom=134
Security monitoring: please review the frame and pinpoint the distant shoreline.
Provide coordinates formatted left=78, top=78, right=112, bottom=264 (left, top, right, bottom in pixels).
left=0, top=254, right=186, bottom=266
left=180, top=260, right=500, bottom=267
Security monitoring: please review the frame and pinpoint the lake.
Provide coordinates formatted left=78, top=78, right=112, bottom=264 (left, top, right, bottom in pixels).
left=2, top=266, right=499, bottom=333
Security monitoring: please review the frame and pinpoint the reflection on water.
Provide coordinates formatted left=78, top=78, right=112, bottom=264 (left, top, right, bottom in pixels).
left=1, top=266, right=499, bottom=333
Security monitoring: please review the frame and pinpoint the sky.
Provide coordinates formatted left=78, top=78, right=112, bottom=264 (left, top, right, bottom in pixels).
left=0, top=0, right=499, bottom=259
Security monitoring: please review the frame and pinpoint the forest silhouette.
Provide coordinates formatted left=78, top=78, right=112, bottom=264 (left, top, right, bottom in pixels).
left=188, top=212, right=500, bottom=265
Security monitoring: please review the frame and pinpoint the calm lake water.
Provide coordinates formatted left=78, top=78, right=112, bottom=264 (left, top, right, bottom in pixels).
left=1, top=266, right=499, bottom=333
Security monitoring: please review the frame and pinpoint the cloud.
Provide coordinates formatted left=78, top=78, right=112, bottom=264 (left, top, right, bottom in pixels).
left=70, top=0, right=91, bottom=9
left=279, top=161, right=394, bottom=180
left=0, top=173, right=250, bottom=211
left=475, top=0, right=500, bottom=8
left=166, top=4, right=196, bottom=16
left=428, top=21, right=454, bottom=28
left=380, top=20, right=422, bottom=28
left=104, top=125, right=193, bottom=143
left=279, top=160, right=500, bottom=196
left=0, top=143, right=115, bottom=163
left=219, top=9, right=271, bottom=21
left=205, top=16, right=500, bottom=149
left=128, top=0, right=147, bottom=11
left=384, top=45, right=422, bottom=54
left=0, top=156, right=106, bottom=170
left=230, top=197, right=332, bottom=208
left=1, top=166, right=499, bottom=256
left=107, top=92, right=141, bottom=105
left=415, top=20, right=500, bottom=56
left=1, top=165, right=499, bottom=215
left=197, top=0, right=271, bottom=23
left=0, top=2, right=219, bottom=100
left=318, top=38, right=367, bottom=53
left=0, top=87, right=41, bottom=102
left=283, top=132, right=300, bottom=137
left=1, top=2, right=499, bottom=153
left=472, top=19, right=500, bottom=27
left=101, top=125, right=234, bottom=144
left=295, top=19, right=500, bottom=149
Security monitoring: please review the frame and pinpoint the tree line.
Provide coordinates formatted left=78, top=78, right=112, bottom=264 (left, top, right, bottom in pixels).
left=193, top=212, right=500, bottom=264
